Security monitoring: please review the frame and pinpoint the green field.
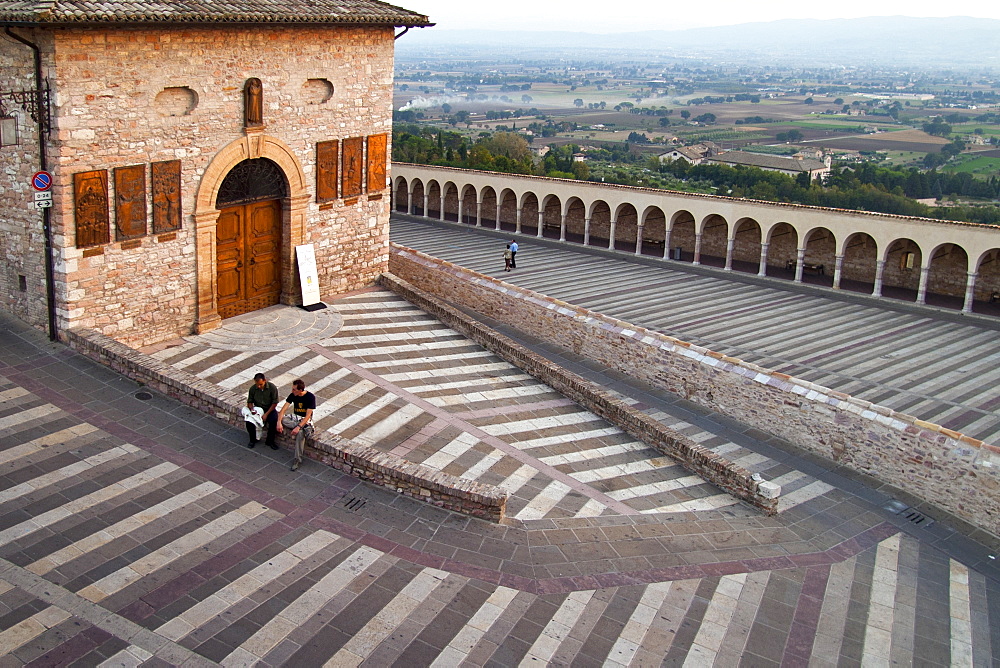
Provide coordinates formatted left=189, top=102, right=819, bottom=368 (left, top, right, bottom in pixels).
left=786, top=119, right=904, bottom=131
left=942, top=156, right=1000, bottom=177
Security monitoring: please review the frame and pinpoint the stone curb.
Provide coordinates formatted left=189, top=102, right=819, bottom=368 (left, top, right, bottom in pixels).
left=377, top=272, right=781, bottom=515
left=63, top=327, right=508, bottom=521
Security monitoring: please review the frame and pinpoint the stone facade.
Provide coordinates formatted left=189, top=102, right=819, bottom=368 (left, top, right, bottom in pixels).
left=2, top=10, right=424, bottom=346
left=389, top=243, right=1000, bottom=537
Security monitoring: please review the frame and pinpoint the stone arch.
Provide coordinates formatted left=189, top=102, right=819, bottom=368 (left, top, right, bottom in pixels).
left=588, top=200, right=612, bottom=246
left=481, top=186, right=498, bottom=228
left=802, top=227, right=837, bottom=285
left=840, top=232, right=879, bottom=292
left=393, top=177, right=408, bottom=213
left=498, top=188, right=518, bottom=231
left=542, top=194, right=562, bottom=239
left=442, top=181, right=460, bottom=222
left=975, top=249, right=1000, bottom=304
left=520, top=192, right=540, bottom=235
left=564, top=197, right=586, bottom=243
left=699, top=214, right=728, bottom=268
left=410, top=179, right=426, bottom=216
left=193, top=133, right=309, bottom=334
left=882, top=238, right=922, bottom=296
left=614, top=203, right=639, bottom=252
left=426, top=180, right=443, bottom=219
left=641, top=205, right=667, bottom=256
left=926, top=242, right=970, bottom=300
left=458, top=184, right=477, bottom=225
left=670, top=210, right=696, bottom=262
left=765, top=223, right=798, bottom=276
left=731, top=217, right=762, bottom=272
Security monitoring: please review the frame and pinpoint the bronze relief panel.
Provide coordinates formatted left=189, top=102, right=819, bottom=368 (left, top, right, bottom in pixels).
left=317, top=140, right=339, bottom=202
left=151, top=159, right=182, bottom=234
left=114, top=164, right=147, bottom=241
left=342, top=136, right=364, bottom=199
left=366, top=133, right=387, bottom=193
left=74, top=170, right=110, bottom=248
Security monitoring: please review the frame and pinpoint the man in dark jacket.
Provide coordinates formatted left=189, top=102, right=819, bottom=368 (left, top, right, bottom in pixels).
left=246, top=372, right=279, bottom=449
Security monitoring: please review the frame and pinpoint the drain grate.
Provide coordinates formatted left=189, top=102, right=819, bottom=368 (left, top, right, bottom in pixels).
left=883, top=500, right=934, bottom=528
left=343, top=496, right=367, bottom=512
left=135, top=391, right=153, bottom=401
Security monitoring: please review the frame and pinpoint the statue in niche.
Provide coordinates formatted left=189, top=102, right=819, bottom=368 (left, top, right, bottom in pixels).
left=244, top=78, right=263, bottom=127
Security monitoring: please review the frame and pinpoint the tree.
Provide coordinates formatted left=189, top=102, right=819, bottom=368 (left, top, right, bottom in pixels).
left=441, top=103, right=452, bottom=114
left=574, top=98, right=584, bottom=107
left=521, top=94, right=533, bottom=104
left=803, top=97, right=815, bottom=105
left=680, top=110, right=691, bottom=120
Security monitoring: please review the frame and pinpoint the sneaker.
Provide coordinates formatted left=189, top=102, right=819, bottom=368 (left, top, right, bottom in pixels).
left=247, top=440, right=257, bottom=449
left=290, top=460, right=300, bottom=471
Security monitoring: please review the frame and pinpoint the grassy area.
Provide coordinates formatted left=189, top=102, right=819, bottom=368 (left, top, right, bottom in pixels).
left=785, top=119, right=903, bottom=131
left=942, top=155, right=1000, bottom=178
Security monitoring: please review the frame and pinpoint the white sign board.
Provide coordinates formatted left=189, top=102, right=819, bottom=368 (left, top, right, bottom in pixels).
left=295, top=244, right=322, bottom=307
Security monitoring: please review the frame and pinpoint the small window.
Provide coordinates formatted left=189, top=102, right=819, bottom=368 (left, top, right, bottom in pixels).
left=0, top=116, right=17, bottom=146
left=900, top=251, right=916, bottom=270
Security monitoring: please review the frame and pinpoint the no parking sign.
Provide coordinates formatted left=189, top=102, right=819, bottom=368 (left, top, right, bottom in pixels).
left=31, top=171, right=52, bottom=191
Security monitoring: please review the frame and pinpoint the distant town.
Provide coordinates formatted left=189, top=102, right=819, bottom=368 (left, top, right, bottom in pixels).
left=392, top=23, right=1000, bottom=224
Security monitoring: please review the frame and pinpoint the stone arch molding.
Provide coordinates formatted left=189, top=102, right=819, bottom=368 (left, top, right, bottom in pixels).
left=193, top=133, right=311, bottom=333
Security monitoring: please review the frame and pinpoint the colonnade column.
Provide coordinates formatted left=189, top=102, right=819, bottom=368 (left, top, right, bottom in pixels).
left=457, top=200, right=464, bottom=225
left=724, top=238, right=735, bottom=271
left=608, top=220, right=617, bottom=250
left=406, top=189, right=413, bottom=215
left=635, top=224, right=644, bottom=255
left=793, top=247, right=805, bottom=283
left=916, top=263, right=930, bottom=305
left=832, top=254, right=844, bottom=289
left=584, top=217, right=591, bottom=246
left=872, top=260, right=885, bottom=297
left=693, top=233, right=702, bottom=265
left=662, top=228, right=672, bottom=260
left=962, top=271, right=978, bottom=314
left=515, top=207, right=522, bottom=234
left=439, top=192, right=445, bottom=221
left=757, top=243, right=769, bottom=276
left=422, top=193, right=429, bottom=218
left=536, top=210, right=544, bottom=238
left=495, top=202, right=502, bottom=231
left=559, top=213, right=567, bottom=242
left=475, top=200, right=482, bottom=227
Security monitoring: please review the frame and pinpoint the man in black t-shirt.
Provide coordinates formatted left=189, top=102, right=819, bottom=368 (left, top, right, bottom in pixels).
left=276, top=378, right=316, bottom=471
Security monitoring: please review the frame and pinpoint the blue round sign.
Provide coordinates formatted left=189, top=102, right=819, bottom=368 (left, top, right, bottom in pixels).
left=32, top=171, right=52, bottom=191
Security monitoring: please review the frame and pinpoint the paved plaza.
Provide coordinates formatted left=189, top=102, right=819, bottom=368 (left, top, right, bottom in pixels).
left=1, top=266, right=999, bottom=664
left=390, top=215, right=1000, bottom=447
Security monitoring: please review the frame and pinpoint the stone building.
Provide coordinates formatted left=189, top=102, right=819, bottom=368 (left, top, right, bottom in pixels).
left=0, top=0, right=431, bottom=347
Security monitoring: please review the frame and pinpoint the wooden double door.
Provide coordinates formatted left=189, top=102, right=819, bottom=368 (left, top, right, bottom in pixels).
left=216, top=199, right=282, bottom=319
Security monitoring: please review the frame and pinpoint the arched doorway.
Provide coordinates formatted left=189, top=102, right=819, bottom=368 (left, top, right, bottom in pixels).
left=215, top=158, right=288, bottom=319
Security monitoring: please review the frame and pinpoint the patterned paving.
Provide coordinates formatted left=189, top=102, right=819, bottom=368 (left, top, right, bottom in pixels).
left=1, top=345, right=998, bottom=665
left=146, top=291, right=833, bottom=521
left=390, top=215, right=1000, bottom=446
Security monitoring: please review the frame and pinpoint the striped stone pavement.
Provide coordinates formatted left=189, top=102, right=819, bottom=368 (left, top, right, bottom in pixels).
left=1, top=331, right=998, bottom=666
left=390, top=215, right=1000, bottom=446
left=144, top=291, right=833, bottom=521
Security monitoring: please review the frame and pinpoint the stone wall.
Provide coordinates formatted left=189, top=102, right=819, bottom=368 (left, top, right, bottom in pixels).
left=0, top=35, right=50, bottom=329
left=64, top=326, right=507, bottom=521
left=389, top=243, right=1000, bottom=537
left=26, top=23, right=394, bottom=346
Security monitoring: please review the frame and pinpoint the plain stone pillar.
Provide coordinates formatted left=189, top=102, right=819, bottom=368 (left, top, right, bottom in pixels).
left=916, top=264, right=930, bottom=304
left=962, top=271, right=978, bottom=314
left=635, top=224, right=644, bottom=255
left=439, top=192, right=446, bottom=220
left=559, top=213, right=567, bottom=242
left=693, top=233, right=702, bottom=265
left=758, top=243, right=769, bottom=276
left=832, top=254, right=844, bottom=289
left=872, top=260, right=885, bottom=297
left=662, top=227, right=672, bottom=260
left=406, top=189, right=413, bottom=215
left=583, top=217, right=591, bottom=245
left=422, top=194, right=429, bottom=218
left=475, top=200, right=482, bottom=227
left=457, top=200, right=464, bottom=225
left=608, top=219, right=617, bottom=250
left=537, top=210, right=544, bottom=238
left=794, top=248, right=806, bottom=283
left=515, top=207, right=522, bottom=233
left=495, top=203, right=502, bottom=231
left=724, top=238, right=735, bottom=271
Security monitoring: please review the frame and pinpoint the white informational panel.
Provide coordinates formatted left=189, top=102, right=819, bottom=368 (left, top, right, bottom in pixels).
left=295, top=244, right=322, bottom=307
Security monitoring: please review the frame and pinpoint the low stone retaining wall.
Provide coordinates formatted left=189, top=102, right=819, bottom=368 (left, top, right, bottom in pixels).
left=378, top=274, right=781, bottom=515
left=389, top=243, right=1000, bottom=537
left=65, top=327, right=507, bottom=522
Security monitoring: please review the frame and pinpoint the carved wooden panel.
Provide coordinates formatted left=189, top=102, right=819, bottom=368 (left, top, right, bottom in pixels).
left=74, top=170, right=109, bottom=248
left=366, top=133, right=387, bottom=193
left=114, top=164, right=147, bottom=241
left=316, top=140, right=339, bottom=202
left=342, top=136, right=364, bottom=199
left=152, top=160, right=182, bottom=233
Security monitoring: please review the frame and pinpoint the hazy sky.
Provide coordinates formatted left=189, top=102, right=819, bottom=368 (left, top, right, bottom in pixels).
left=406, top=1, right=997, bottom=32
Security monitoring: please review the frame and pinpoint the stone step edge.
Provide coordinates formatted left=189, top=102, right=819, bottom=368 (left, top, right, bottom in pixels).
left=377, top=272, right=781, bottom=515
left=63, top=327, right=508, bottom=522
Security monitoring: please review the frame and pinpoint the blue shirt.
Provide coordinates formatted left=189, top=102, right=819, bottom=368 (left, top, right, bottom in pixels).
left=510, top=241, right=518, bottom=252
